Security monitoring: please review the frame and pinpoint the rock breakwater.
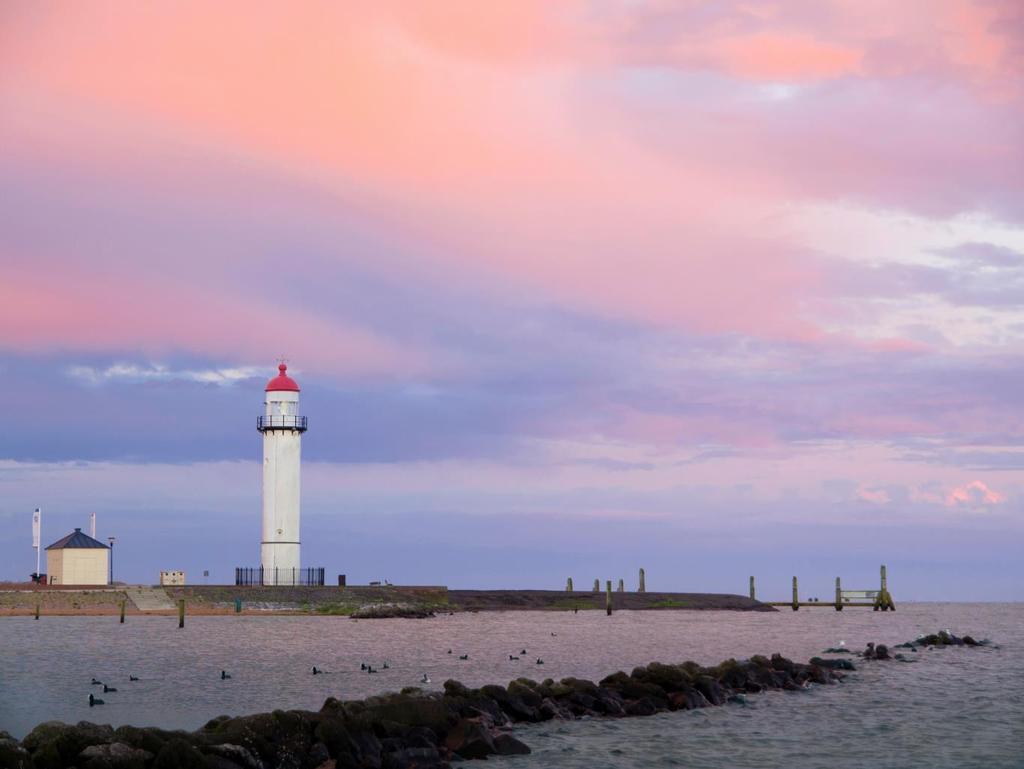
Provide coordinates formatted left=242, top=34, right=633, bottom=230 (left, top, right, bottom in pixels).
left=0, top=630, right=987, bottom=769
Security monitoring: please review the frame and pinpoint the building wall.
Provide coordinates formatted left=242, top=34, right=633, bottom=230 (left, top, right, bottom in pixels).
left=160, top=571, right=186, bottom=586
left=47, top=549, right=108, bottom=585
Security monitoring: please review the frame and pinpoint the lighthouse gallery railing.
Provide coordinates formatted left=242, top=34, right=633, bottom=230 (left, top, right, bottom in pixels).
left=256, top=415, right=308, bottom=431
left=235, top=567, right=325, bottom=586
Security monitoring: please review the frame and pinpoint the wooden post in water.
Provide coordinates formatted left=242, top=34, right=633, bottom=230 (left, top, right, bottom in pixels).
left=178, top=599, right=185, bottom=629
left=834, top=577, right=842, bottom=611
left=593, top=579, right=600, bottom=593
left=566, top=577, right=573, bottom=592
left=606, top=580, right=613, bottom=616
left=749, top=576, right=756, bottom=601
left=791, top=576, right=799, bottom=611
left=618, top=579, right=624, bottom=593
left=34, top=601, right=40, bottom=620
left=875, top=565, right=886, bottom=611
left=877, top=564, right=895, bottom=611
left=638, top=568, right=646, bottom=593
left=120, top=599, right=126, bottom=623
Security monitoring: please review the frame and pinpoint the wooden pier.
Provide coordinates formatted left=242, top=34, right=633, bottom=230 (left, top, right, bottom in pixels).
left=753, top=565, right=896, bottom=611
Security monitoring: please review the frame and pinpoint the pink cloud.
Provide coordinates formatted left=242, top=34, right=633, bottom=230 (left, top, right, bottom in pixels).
left=945, top=480, right=1006, bottom=507
left=857, top=485, right=890, bottom=504
left=0, top=257, right=425, bottom=377
left=1, top=0, right=1021, bottom=362
left=705, top=33, right=863, bottom=80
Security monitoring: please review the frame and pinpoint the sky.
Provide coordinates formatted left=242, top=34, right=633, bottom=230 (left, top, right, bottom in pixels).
left=1, top=1, right=1022, bottom=599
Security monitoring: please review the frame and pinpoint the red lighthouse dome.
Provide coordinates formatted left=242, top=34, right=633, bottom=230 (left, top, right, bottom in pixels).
left=266, top=363, right=300, bottom=392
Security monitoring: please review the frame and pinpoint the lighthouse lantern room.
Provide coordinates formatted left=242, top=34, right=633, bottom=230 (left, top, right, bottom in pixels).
left=258, top=363, right=307, bottom=585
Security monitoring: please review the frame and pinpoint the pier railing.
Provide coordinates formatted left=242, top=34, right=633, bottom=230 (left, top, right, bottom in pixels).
left=234, top=567, right=325, bottom=586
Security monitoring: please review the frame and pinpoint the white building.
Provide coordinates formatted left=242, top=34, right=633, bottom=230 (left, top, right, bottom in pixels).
left=258, top=364, right=307, bottom=585
left=159, top=570, right=186, bottom=586
left=45, top=528, right=109, bottom=585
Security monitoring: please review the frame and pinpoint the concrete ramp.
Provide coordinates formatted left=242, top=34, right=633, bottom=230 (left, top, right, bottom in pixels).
left=126, top=587, right=175, bottom=611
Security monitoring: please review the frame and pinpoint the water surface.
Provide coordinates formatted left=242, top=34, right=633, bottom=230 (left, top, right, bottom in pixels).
left=1, top=603, right=1020, bottom=767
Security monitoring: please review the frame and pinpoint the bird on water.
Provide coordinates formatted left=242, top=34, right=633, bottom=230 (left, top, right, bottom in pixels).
left=421, top=674, right=431, bottom=684
left=103, top=684, right=117, bottom=693
left=129, top=675, right=139, bottom=682
left=90, top=678, right=103, bottom=686
left=221, top=670, right=231, bottom=680
left=88, top=694, right=104, bottom=707
left=458, top=654, right=469, bottom=660
left=536, top=658, right=544, bottom=665
left=509, top=655, right=520, bottom=661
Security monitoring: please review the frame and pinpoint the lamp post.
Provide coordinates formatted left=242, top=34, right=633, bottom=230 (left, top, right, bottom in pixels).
left=107, top=536, right=116, bottom=585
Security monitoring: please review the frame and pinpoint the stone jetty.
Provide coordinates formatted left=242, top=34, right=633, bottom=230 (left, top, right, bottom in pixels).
left=0, top=631, right=986, bottom=769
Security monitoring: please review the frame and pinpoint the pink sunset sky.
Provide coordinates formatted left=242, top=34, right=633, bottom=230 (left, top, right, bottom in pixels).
left=0, top=1, right=1022, bottom=597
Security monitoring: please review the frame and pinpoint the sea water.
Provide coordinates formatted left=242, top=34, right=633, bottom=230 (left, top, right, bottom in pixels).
left=1, top=603, right=1021, bottom=767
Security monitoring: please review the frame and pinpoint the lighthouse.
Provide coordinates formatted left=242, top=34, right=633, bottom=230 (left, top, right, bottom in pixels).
left=258, top=363, right=307, bottom=585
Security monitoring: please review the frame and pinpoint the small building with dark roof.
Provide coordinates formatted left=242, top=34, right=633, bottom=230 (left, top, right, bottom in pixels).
left=45, top=528, right=109, bottom=585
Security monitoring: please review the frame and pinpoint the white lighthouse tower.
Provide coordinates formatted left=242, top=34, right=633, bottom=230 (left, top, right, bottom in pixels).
left=258, top=363, right=307, bottom=585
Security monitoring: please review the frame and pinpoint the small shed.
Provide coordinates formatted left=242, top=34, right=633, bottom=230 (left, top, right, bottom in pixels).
left=159, top=570, right=186, bottom=586
left=45, top=528, right=109, bottom=585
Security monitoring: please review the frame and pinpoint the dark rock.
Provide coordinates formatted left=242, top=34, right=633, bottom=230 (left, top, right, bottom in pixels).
left=624, top=698, right=660, bottom=716
left=693, top=676, right=726, bottom=706
left=601, top=673, right=669, bottom=707
left=78, top=742, right=153, bottom=769
left=770, top=654, right=796, bottom=674
left=667, top=689, right=709, bottom=710
left=560, top=677, right=601, bottom=698
left=810, top=657, right=856, bottom=671
left=308, top=742, right=331, bottom=766
left=593, top=688, right=626, bottom=717
left=202, top=716, right=233, bottom=732
left=153, top=738, right=206, bottom=769
left=205, top=756, right=247, bottom=769
left=0, top=734, right=33, bottom=769
left=493, top=734, right=531, bottom=756
left=444, top=720, right=495, bottom=760
left=349, top=732, right=382, bottom=769
left=201, top=743, right=263, bottom=769
left=23, top=721, right=116, bottom=769
left=637, top=662, right=691, bottom=692
left=360, top=693, right=457, bottom=735
left=199, top=712, right=302, bottom=768
left=714, top=661, right=757, bottom=691
left=381, top=746, right=445, bottom=769
left=874, top=644, right=890, bottom=660
left=401, top=728, right=438, bottom=749
left=441, top=681, right=470, bottom=698
left=480, top=684, right=538, bottom=723
left=111, top=725, right=180, bottom=757
left=313, top=719, right=358, bottom=764
left=565, top=691, right=597, bottom=715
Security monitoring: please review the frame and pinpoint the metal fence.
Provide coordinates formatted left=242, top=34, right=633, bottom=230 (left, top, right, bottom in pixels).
left=256, top=415, right=308, bottom=431
left=234, top=567, right=325, bottom=586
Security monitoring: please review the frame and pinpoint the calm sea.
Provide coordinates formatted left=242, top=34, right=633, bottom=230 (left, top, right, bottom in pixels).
left=1, top=603, right=1021, bottom=767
